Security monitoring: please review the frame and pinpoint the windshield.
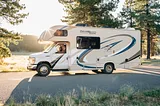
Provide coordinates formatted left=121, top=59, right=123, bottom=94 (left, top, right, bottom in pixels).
left=43, top=43, right=66, bottom=53
left=43, top=43, right=55, bottom=53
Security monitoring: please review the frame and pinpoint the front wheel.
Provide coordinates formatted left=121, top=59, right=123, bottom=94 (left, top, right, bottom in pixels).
left=103, top=64, right=114, bottom=74
left=37, top=63, right=51, bottom=76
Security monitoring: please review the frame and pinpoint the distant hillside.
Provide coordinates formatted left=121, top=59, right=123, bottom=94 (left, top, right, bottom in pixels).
left=9, top=35, right=46, bottom=52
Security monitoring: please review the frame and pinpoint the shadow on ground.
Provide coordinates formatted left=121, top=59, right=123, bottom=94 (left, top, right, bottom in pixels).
left=6, top=72, right=160, bottom=104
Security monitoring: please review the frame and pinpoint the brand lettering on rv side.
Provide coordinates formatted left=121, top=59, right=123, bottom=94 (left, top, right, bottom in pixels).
left=80, top=30, right=96, bottom=34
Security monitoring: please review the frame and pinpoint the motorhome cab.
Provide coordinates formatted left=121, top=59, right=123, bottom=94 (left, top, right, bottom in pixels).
left=27, top=25, right=141, bottom=76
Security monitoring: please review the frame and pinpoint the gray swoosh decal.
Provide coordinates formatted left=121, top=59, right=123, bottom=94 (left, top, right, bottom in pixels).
left=120, top=51, right=141, bottom=64
left=51, top=55, right=64, bottom=68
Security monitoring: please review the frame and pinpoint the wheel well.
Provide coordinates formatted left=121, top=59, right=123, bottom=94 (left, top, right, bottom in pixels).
left=105, top=62, right=116, bottom=70
left=37, top=62, right=51, bottom=69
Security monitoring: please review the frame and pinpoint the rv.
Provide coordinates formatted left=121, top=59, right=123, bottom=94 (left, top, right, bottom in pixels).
left=27, top=25, right=141, bottom=76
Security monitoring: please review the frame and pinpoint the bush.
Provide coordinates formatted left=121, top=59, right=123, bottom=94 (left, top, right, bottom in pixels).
left=6, top=87, right=160, bottom=106
left=143, top=89, right=160, bottom=98
left=119, top=84, right=135, bottom=97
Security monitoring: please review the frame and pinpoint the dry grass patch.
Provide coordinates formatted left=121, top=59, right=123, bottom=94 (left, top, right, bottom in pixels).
left=142, top=55, right=160, bottom=66
left=0, top=53, right=30, bottom=72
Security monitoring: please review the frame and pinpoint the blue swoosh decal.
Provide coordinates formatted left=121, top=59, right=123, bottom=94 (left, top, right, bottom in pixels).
left=100, top=39, right=113, bottom=44
left=112, top=35, right=136, bottom=56
left=77, top=49, right=102, bottom=68
left=79, top=49, right=91, bottom=60
left=101, top=40, right=122, bottom=50
left=60, top=26, right=68, bottom=30
left=77, top=60, right=101, bottom=68
left=77, top=34, right=136, bottom=68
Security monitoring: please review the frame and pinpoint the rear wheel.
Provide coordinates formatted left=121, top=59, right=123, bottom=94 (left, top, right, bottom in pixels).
left=37, top=63, right=51, bottom=76
left=103, top=63, right=114, bottom=74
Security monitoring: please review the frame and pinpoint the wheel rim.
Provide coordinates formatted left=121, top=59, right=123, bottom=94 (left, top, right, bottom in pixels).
left=40, top=66, right=48, bottom=75
left=105, top=65, right=112, bottom=73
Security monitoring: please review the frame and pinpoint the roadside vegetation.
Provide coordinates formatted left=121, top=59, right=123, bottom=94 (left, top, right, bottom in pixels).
left=0, top=0, right=28, bottom=63
left=0, top=35, right=46, bottom=72
left=0, top=65, right=28, bottom=72
left=6, top=86, right=160, bottom=106
left=142, top=58, right=160, bottom=66
left=142, top=55, right=160, bottom=66
left=0, top=53, right=29, bottom=72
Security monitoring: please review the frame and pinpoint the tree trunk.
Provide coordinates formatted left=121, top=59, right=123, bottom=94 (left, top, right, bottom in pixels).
left=147, top=28, right=151, bottom=59
left=151, top=34, right=154, bottom=56
left=146, top=0, right=150, bottom=59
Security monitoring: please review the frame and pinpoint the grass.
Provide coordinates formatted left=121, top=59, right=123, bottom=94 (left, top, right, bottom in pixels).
left=0, top=65, right=28, bottom=72
left=5, top=86, right=160, bottom=106
left=143, top=88, right=160, bottom=98
left=0, top=52, right=30, bottom=72
left=142, top=58, right=160, bottom=65
left=142, top=55, right=160, bottom=66
left=12, top=52, right=33, bottom=56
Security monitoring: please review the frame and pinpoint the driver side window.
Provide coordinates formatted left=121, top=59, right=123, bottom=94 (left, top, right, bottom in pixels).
left=56, top=44, right=66, bottom=54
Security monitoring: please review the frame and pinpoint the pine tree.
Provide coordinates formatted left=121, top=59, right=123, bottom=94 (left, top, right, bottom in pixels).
left=120, top=0, right=160, bottom=58
left=0, top=0, right=28, bottom=63
left=58, top=0, right=121, bottom=28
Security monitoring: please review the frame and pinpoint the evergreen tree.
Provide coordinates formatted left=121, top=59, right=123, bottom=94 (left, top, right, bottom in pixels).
left=59, top=0, right=121, bottom=28
left=120, top=0, right=160, bottom=58
left=0, top=0, right=28, bottom=63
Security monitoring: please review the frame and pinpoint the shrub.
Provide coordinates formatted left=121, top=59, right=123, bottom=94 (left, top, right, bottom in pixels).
left=6, top=87, right=160, bottom=106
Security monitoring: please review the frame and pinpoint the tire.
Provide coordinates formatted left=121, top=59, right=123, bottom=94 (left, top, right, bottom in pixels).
left=37, top=63, right=51, bottom=76
left=103, top=63, right=114, bottom=74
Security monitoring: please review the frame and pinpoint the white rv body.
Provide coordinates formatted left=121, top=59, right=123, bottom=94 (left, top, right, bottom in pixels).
left=27, top=25, right=141, bottom=76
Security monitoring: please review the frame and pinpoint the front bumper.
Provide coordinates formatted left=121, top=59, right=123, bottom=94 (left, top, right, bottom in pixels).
left=27, top=64, right=37, bottom=70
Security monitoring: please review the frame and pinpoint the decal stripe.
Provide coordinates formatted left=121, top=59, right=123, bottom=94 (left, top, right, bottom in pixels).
left=101, top=40, right=122, bottom=50
left=79, top=49, right=92, bottom=62
left=60, top=26, right=68, bottom=30
left=77, top=60, right=102, bottom=68
left=120, top=51, right=141, bottom=64
left=77, top=49, right=102, bottom=68
left=100, top=39, right=113, bottom=44
left=105, top=34, right=136, bottom=56
left=101, top=34, right=136, bottom=56
left=113, top=36, right=136, bottom=56
left=51, top=55, right=64, bottom=68
left=77, top=34, right=137, bottom=69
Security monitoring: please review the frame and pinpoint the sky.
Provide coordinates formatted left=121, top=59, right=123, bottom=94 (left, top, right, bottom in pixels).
left=1, top=0, right=125, bottom=36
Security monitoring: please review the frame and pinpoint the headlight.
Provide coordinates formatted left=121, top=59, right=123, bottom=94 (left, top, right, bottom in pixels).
left=28, top=57, right=36, bottom=64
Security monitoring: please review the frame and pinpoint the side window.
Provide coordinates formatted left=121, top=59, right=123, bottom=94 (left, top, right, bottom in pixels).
left=54, top=30, right=68, bottom=36
left=76, top=36, right=100, bottom=49
left=56, top=44, right=66, bottom=53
